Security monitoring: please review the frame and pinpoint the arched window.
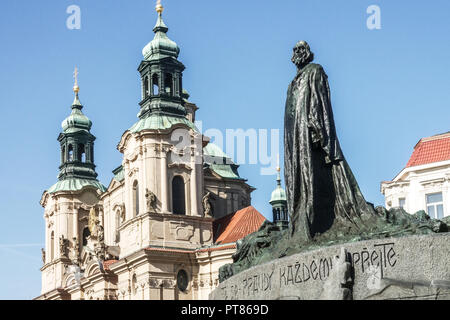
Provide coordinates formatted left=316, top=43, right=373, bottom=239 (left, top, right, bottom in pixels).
left=68, top=145, right=74, bottom=161
left=164, top=73, right=173, bottom=95
left=61, top=145, right=66, bottom=164
left=133, top=180, right=139, bottom=216
left=115, top=210, right=121, bottom=243
left=152, top=74, right=159, bottom=95
left=82, top=227, right=90, bottom=246
left=132, top=274, right=137, bottom=295
left=78, top=144, right=85, bottom=162
left=144, top=76, right=149, bottom=98
left=50, top=231, right=54, bottom=261
left=172, top=176, right=186, bottom=215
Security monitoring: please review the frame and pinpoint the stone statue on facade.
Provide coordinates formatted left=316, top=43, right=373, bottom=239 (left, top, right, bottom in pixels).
left=145, top=188, right=157, bottom=212
left=41, top=248, right=46, bottom=264
left=202, top=192, right=213, bottom=217
left=88, top=207, right=99, bottom=237
left=59, top=236, right=68, bottom=257
left=72, top=237, right=80, bottom=265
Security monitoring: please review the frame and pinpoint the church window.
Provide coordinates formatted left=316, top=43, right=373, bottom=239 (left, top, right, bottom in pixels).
left=172, top=176, right=186, bottom=215
left=177, top=269, right=189, bottom=292
left=50, top=231, right=54, bottom=261
left=144, top=76, right=149, bottom=98
left=78, top=144, right=86, bottom=162
left=132, top=274, right=137, bottom=295
left=115, top=210, right=121, bottom=243
left=133, top=180, right=139, bottom=216
left=68, top=145, right=74, bottom=161
left=164, top=73, right=173, bottom=95
left=152, top=74, right=159, bottom=95
left=61, top=145, right=66, bottom=164
left=82, top=227, right=90, bottom=246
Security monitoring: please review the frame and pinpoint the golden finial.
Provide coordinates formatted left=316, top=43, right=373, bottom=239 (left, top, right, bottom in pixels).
left=73, top=67, right=80, bottom=94
left=156, top=0, right=164, bottom=14
left=276, top=154, right=281, bottom=172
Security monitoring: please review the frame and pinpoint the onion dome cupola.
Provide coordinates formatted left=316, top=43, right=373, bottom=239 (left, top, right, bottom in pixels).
left=269, top=165, right=288, bottom=229
left=137, top=0, right=186, bottom=119
left=47, top=69, right=106, bottom=194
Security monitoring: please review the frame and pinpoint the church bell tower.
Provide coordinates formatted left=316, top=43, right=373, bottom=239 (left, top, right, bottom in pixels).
left=138, top=1, right=186, bottom=119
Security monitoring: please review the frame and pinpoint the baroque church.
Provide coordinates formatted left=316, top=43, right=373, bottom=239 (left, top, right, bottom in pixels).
left=36, top=2, right=287, bottom=300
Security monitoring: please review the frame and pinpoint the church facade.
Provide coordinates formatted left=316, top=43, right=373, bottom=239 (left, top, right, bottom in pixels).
left=36, top=3, right=265, bottom=300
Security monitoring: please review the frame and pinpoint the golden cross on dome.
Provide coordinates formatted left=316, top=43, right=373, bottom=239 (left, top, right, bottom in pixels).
left=73, top=67, right=79, bottom=93
left=156, top=0, right=164, bottom=14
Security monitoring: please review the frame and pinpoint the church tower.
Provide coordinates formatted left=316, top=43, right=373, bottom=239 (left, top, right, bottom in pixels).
left=138, top=0, right=185, bottom=118
left=269, top=165, right=288, bottom=229
left=39, top=72, right=106, bottom=298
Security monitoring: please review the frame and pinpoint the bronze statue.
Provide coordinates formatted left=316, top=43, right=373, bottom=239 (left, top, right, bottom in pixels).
left=285, top=41, right=375, bottom=241
left=218, top=41, right=450, bottom=282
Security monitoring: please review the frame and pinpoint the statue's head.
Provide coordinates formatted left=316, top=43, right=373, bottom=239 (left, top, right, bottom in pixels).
left=292, top=41, right=314, bottom=69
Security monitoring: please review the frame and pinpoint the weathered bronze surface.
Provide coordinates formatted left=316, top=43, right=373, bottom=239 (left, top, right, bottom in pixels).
left=285, top=41, right=376, bottom=240
left=218, top=41, right=450, bottom=282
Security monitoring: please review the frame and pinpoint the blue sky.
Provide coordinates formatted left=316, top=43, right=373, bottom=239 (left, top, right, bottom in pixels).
left=0, top=0, right=449, bottom=299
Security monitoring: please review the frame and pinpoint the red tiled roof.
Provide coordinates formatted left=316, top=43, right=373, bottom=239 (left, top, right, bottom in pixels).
left=406, top=132, right=450, bottom=168
left=213, top=206, right=266, bottom=245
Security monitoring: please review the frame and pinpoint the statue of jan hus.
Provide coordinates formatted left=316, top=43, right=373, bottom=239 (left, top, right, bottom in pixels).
left=284, top=41, right=375, bottom=241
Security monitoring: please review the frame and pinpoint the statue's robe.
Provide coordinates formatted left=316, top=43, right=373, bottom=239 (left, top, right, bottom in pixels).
left=284, top=63, right=374, bottom=240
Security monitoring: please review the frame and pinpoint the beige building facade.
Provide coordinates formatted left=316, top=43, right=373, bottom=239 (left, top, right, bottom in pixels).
left=381, top=132, right=450, bottom=219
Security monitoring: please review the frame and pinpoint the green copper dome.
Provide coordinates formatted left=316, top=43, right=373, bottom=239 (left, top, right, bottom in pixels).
left=142, top=13, right=180, bottom=61
left=270, top=185, right=287, bottom=203
left=48, top=178, right=106, bottom=194
left=270, top=170, right=287, bottom=204
left=61, top=95, right=92, bottom=133
left=129, top=113, right=197, bottom=133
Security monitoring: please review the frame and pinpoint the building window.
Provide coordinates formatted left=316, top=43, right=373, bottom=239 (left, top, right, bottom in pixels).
left=426, top=192, right=444, bottom=219
left=133, top=180, right=139, bottom=216
left=50, top=231, right=54, bottom=261
left=132, top=274, right=137, bottom=295
left=144, top=76, right=149, bottom=98
left=164, top=73, right=173, bottom=95
left=115, top=210, right=121, bottom=243
left=68, top=144, right=74, bottom=161
left=152, top=74, right=159, bottom=95
left=172, top=176, right=186, bottom=215
left=82, top=227, right=90, bottom=246
left=78, top=144, right=86, bottom=162
left=399, top=198, right=406, bottom=209
left=177, top=270, right=189, bottom=292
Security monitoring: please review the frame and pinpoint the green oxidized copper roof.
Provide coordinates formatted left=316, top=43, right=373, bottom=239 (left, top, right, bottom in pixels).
left=204, top=143, right=229, bottom=159
left=270, top=185, right=287, bottom=203
left=47, top=178, right=106, bottom=194
left=112, top=165, right=125, bottom=182
left=142, top=13, right=179, bottom=61
left=208, top=164, right=241, bottom=180
left=203, top=143, right=243, bottom=180
left=129, top=113, right=197, bottom=133
left=61, top=95, right=92, bottom=133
